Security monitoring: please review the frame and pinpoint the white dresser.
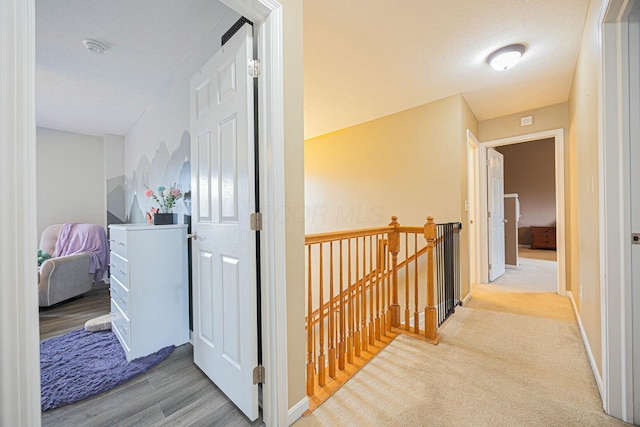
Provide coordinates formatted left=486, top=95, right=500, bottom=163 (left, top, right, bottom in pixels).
left=108, top=224, right=189, bottom=361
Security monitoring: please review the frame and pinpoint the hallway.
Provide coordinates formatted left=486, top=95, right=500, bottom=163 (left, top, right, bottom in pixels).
left=296, top=285, right=627, bottom=426
left=489, top=248, right=558, bottom=293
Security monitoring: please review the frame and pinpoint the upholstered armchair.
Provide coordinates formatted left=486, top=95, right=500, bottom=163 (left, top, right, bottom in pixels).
left=38, top=223, right=109, bottom=307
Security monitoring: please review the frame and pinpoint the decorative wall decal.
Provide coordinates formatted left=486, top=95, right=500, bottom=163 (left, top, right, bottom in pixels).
left=107, top=176, right=125, bottom=225
left=125, top=131, right=191, bottom=224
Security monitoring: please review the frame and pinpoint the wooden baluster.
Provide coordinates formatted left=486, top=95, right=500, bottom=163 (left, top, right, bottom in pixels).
left=388, top=216, right=400, bottom=328
left=347, top=239, right=354, bottom=363
left=306, top=245, right=314, bottom=396
left=374, top=236, right=381, bottom=341
left=339, top=240, right=346, bottom=370
left=328, top=242, right=336, bottom=378
left=378, top=235, right=389, bottom=336
left=368, top=235, right=375, bottom=346
left=424, top=216, right=441, bottom=344
left=414, top=233, right=420, bottom=334
left=354, top=238, right=361, bottom=357
left=387, top=241, right=392, bottom=332
left=404, top=233, right=410, bottom=331
left=318, top=243, right=326, bottom=386
left=361, top=236, right=369, bottom=352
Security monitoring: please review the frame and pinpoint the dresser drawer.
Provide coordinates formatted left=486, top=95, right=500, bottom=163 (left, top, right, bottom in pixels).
left=110, top=252, right=129, bottom=287
left=109, top=227, right=128, bottom=258
left=530, top=226, right=557, bottom=249
left=109, top=276, right=130, bottom=317
left=111, top=300, right=131, bottom=350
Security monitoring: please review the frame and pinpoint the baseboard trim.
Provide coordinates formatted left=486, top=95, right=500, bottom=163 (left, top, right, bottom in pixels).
left=567, top=291, right=604, bottom=399
left=462, top=293, right=472, bottom=306
left=287, top=396, right=309, bottom=426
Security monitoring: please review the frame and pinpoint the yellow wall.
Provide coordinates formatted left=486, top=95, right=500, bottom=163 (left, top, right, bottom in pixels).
left=305, top=94, right=476, bottom=299
left=281, top=0, right=307, bottom=410
left=478, top=103, right=571, bottom=292
left=567, top=0, right=604, bottom=375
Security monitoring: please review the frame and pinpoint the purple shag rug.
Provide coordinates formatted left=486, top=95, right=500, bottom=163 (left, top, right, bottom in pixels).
left=40, top=329, right=174, bottom=411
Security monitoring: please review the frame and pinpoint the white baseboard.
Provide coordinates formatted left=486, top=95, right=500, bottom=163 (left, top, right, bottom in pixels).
left=567, top=291, right=604, bottom=399
left=287, top=396, right=309, bottom=426
left=462, top=293, right=472, bottom=306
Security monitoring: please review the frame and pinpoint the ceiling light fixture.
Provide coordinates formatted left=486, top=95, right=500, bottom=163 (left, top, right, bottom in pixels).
left=487, top=44, right=526, bottom=70
left=82, top=39, right=107, bottom=55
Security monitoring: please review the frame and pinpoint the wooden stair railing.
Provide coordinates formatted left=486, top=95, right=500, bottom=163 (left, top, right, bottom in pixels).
left=305, top=216, right=442, bottom=409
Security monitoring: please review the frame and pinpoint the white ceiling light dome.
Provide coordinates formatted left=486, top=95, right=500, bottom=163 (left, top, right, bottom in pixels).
left=487, top=44, right=526, bottom=70
left=82, top=39, right=107, bottom=55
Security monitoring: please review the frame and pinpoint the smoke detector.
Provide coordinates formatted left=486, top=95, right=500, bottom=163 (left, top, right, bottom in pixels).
left=82, top=39, right=107, bottom=55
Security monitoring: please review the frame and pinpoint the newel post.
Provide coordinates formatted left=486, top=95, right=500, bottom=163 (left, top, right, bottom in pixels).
left=388, top=216, right=401, bottom=328
left=424, top=216, right=441, bottom=344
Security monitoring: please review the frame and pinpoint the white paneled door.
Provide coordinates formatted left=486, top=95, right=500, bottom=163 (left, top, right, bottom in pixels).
left=487, top=148, right=506, bottom=281
left=189, top=24, right=259, bottom=421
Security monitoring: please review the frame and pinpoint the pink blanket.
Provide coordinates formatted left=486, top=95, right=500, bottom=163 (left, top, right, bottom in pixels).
left=54, top=223, right=110, bottom=283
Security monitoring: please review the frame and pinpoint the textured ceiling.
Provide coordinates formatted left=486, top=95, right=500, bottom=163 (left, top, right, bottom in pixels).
left=36, top=0, right=234, bottom=136
left=304, top=0, right=590, bottom=139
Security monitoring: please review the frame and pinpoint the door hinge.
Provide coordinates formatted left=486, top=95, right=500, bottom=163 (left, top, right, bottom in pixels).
left=633, top=233, right=640, bottom=245
left=253, top=365, right=265, bottom=384
left=250, top=212, right=263, bottom=231
left=488, top=263, right=492, bottom=271
left=248, top=59, right=260, bottom=78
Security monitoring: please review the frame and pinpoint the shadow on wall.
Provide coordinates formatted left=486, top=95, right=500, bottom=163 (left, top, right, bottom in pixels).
left=126, top=131, right=191, bottom=224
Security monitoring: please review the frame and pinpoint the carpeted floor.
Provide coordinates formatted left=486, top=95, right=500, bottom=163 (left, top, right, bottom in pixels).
left=295, top=288, right=629, bottom=427
left=490, top=255, right=557, bottom=293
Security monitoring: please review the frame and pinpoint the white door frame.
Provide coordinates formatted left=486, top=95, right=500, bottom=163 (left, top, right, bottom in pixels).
left=0, top=0, right=291, bottom=425
left=599, top=0, right=637, bottom=421
left=466, top=130, right=481, bottom=289
left=478, top=129, right=566, bottom=295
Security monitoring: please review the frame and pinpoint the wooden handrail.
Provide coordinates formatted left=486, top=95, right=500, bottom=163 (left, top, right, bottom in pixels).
left=305, top=265, right=388, bottom=325
left=305, top=226, right=394, bottom=244
left=305, top=240, right=431, bottom=327
left=305, top=215, right=446, bottom=402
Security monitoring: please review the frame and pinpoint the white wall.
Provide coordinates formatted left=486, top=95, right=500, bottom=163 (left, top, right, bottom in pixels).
left=36, top=127, right=105, bottom=237
left=104, top=133, right=125, bottom=224
left=124, top=10, right=240, bottom=223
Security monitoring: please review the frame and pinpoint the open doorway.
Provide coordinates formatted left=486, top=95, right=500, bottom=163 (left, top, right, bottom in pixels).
left=490, top=138, right=558, bottom=293
left=1, top=0, right=291, bottom=425
left=472, top=129, right=566, bottom=295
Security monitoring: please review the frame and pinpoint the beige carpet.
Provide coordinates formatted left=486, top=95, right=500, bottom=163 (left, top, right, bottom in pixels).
left=295, top=289, right=629, bottom=426
left=490, top=256, right=557, bottom=293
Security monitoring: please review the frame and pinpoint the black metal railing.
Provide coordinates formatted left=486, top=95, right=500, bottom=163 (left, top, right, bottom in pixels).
left=435, top=222, right=462, bottom=326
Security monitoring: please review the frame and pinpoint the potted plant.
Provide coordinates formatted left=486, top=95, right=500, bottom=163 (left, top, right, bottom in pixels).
left=144, top=184, right=183, bottom=225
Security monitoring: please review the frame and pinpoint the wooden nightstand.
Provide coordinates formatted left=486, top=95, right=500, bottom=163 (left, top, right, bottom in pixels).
left=530, top=226, right=556, bottom=250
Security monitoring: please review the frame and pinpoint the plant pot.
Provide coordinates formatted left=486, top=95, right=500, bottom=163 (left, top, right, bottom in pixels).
left=153, top=213, right=177, bottom=225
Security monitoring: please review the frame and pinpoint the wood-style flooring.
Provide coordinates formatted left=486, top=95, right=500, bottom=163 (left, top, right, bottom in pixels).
left=40, top=283, right=261, bottom=427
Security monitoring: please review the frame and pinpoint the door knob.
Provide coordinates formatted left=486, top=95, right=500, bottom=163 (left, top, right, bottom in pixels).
left=503, top=219, right=508, bottom=223
left=188, top=232, right=198, bottom=240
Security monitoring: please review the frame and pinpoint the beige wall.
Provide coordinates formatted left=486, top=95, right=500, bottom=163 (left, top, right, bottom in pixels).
left=460, top=96, right=479, bottom=298
left=282, top=0, right=307, bottom=410
left=36, top=127, right=106, bottom=237
left=496, top=138, right=556, bottom=245
left=568, top=0, right=604, bottom=375
left=478, top=102, right=571, bottom=291
left=305, top=94, right=476, bottom=300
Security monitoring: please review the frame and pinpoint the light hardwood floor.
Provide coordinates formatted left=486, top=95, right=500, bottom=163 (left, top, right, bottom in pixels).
left=40, top=283, right=261, bottom=426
